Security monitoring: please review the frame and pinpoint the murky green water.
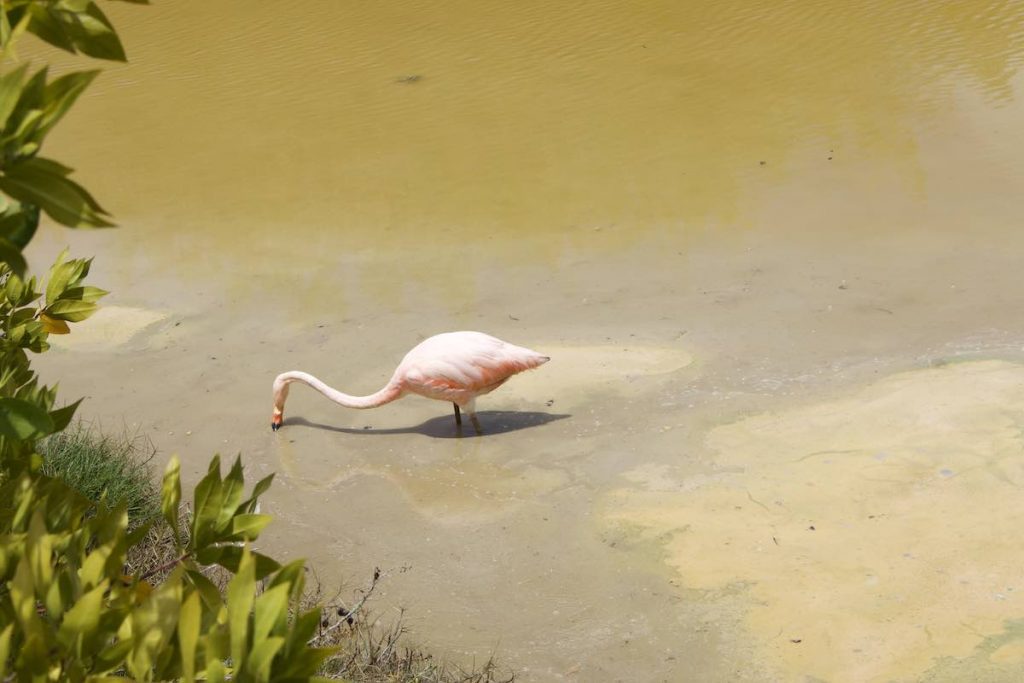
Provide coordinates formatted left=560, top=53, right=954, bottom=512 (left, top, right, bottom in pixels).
left=27, top=1, right=1024, bottom=680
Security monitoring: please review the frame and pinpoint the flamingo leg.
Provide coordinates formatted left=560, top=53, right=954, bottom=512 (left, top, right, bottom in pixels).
left=453, top=403, right=462, bottom=426
left=470, top=413, right=482, bottom=435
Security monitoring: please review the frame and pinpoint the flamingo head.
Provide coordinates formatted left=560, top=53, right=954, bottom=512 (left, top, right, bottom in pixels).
left=271, top=375, right=290, bottom=431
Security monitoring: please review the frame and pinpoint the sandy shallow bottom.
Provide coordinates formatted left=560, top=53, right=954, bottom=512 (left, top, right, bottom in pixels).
left=33, top=263, right=1024, bottom=681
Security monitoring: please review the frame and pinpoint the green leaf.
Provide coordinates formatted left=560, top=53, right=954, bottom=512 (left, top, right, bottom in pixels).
left=0, top=10, right=32, bottom=62
left=4, top=270, right=25, bottom=304
left=0, top=396, right=55, bottom=439
left=6, top=274, right=39, bottom=307
left=274, top=622, right=342, bottom=679
left=247, top=636, right=284, bottom=683
left=217, top=455, right=246, bottom=529
left=205, top=654, right=226, bottom=683
left=0, top=201, right=40, bottom=250
left=17, top=155, right=73, bottom=177
left=12, top=475, right=38, bottom=529
left=45, top=298, right=98, bottom=322
left=253, top=583, right=289, bottom=644
left=210, top=546, right=280, bottom=579
left=61, top=285, right=108, bottom=302
left=191, top=456, right=224, bottom=549
left=19, top=632, right=49, bottom=677
left=124, top=567, right=183, bottom=680
left=9, top=66, right=47, bottom=129
left=8, top=107, right=43, bottom=145
left=8, top=306, right=34, bottom=326
left=126, top=520, right=150, bottom=549
left=57, top=580, right=107, bottom=650
left=0, top=623, right=11, bottom=680
left=161, top=455, right=182, bottom=545
left=194, top=543, right=224, bottom=566
left=0, top=158, right=113, bottom=228
left=26, top=510, right=53, bottom=590
left=11, top=548, right=38, bottom=633
left=27, top=5, right=75, bottom=54
left=268, top=559, right=307, bottom=603
left=37, top=69, right=99, bottom=138
left=93, top=639, right=134, bottom=674
left=49, top=398, right=82, bottom=431
left=280, top=609, right=335, bottom=677
left=178, top=591, right=200, bottom=683
left=16, top=140, right=38, bottom=156
left=44, top=570, right=72, bottom=621
left=0, top=236, right=27, bottom=276
left=185, top=569, right=222, bottom=611
left=237, top=472, right=275, bottom=515
left=226, top=546, right=256, bottom=672
left=45, top=248, right=78, bottom=304
left=65, top=2, right=126, bottom=61
left=0, top=63, right=29, bottom=130
left=0, top=8, right=11, bottom=56
left=79, top=539, right=113, bottom=589
left=228, top=513, right=273, bottom=541
left=251, top=472, right=275, bottom=499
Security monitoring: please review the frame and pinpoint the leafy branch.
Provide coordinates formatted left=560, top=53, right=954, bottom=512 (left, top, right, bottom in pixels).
left=0, top=3, right=354, bottom=681
left=0, top=456, right=338, bottom=682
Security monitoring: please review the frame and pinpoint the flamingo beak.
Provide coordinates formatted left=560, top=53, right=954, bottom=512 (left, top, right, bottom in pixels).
left=271, top=414, right=282, bottom=431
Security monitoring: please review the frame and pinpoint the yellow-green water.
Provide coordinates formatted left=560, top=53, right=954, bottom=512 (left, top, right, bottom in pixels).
left=27, top=1, right=1024, bottom=680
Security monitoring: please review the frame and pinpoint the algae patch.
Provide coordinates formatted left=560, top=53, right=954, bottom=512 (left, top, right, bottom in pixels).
left=607, top=360, right=1024, bottom=681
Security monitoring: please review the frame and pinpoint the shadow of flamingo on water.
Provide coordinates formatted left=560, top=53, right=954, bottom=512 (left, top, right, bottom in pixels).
left=282, top=410, right=570, bottom=439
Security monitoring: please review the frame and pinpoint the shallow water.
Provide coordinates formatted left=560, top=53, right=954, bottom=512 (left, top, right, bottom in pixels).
left=26, top=0, right=1024, bottom=680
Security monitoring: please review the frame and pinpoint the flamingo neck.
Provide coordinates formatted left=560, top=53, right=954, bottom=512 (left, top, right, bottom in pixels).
left=273, top=371, right=402, bottom=411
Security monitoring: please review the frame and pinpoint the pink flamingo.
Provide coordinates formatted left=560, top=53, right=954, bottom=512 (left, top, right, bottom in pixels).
left=272, top=331, right=549, bottom=434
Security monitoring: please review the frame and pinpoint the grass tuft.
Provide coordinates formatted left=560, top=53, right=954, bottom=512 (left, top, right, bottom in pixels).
left=39, top=421, right=161, bottom=527
left=304, top=573, right=513, bottom=683
left=316, top=610, right=511, bottom=682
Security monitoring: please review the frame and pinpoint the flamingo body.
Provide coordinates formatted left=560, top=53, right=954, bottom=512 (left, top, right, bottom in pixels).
left=272, top=331, right=549, bottom=433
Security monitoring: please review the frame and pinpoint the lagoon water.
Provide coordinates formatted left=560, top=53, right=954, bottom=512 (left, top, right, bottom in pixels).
left=28, top=1, right=1024, bottom=680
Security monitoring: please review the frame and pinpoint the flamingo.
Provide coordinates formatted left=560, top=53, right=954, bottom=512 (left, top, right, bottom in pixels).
left=271, top=331, right=549, bottom=434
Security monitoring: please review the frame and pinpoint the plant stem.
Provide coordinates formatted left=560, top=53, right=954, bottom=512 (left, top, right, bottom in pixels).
left=139, top=551, right=190, bottom=581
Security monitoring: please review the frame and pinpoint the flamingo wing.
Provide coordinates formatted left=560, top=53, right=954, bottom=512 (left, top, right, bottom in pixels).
left=398, top=331, right=548, bottom=404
